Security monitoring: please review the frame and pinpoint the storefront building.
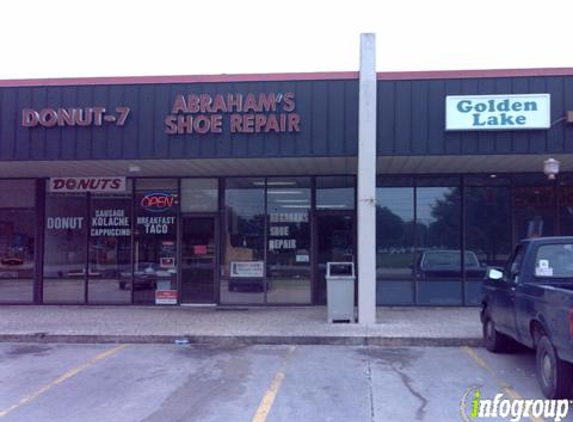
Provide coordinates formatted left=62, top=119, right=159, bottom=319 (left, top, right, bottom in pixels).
left=1, top=67, right=573, bottom=307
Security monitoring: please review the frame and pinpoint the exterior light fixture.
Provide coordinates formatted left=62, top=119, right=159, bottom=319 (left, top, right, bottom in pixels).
left=128, top=165, right=141, bottom=173
left=543, top=158, right=560, bottom=180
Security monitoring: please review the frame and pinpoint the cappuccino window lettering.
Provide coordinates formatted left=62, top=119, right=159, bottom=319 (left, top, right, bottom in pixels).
left=90, top=209, right=131, bottom=237
left=88, top=194, right=133, bottom=304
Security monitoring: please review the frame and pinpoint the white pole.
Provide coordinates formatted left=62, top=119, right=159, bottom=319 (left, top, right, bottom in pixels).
left=357, top=33, right=377, bottom=325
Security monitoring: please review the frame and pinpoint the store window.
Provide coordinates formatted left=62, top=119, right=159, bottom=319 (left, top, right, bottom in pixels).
left=221, top=178, right=265, bottom=304
left=88, top=191, right=132, bottom=304
left=0, top=180, right=36, bottom=208
left=513, top=175, right=555, bottom=241
left=316, top=176, right=355, bottom=210
left=134, top=179, right=178, bottom=305
left=266, top=177, right=311, bottom=304
left=0, top=180, right=36, bottom=303
left=416, top=179, right=462, bottom=305
left=376, top=183, right=415, bottom=305
left=43, top=194, right=88, bottom=303
left=464, top=178, right=511, bottom=305
left=181, top=179, right=219, bottom=213
left=559, top=183, right=573, bottom=236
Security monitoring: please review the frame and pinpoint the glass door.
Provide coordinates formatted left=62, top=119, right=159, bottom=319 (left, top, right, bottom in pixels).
left=314, top=212, right=356, bottom=304
left=181, top=216, right=217, bottom=304
left=513, top=186, right=555, bottom=241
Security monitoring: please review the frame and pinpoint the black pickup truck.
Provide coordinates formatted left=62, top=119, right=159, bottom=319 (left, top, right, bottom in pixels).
left=481, top=237, right=573, bottom=399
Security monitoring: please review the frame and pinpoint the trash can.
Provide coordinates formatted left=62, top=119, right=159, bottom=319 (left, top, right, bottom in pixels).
left=326, top=262, right=355, bottom=323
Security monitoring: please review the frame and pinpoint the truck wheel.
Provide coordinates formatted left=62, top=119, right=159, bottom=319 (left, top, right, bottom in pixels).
left=536, top=335, right=573, bottom=399
left=483, top=317, right=511, bottom=353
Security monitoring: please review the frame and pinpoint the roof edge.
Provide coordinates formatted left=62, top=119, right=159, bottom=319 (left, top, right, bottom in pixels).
left=0, top=72, right=359, bottom=88
left=1, top=67, right=573, bottom=87
left=376, top=67, right=573, bottom=80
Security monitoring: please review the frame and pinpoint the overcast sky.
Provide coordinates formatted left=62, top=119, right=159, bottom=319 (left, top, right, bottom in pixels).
left=1, top=0, right=571, bottom=80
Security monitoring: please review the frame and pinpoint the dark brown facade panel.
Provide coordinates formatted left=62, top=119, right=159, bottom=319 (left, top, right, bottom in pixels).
left=3, top=73, right=573, bottom=160
left=0, top=80, right=358, bottom=161
left=377, top=75, right=573, bottom=156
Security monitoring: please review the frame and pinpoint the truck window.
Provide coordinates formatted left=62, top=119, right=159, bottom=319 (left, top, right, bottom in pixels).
left=505, top=245, right=525, bottom=282
left=535, top=244, right=573, bottom=277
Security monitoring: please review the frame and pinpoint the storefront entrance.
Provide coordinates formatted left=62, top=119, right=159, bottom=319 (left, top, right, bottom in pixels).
left=180, top=216, right=217, bottom=304
left=315, top=212, right=356, bottom=304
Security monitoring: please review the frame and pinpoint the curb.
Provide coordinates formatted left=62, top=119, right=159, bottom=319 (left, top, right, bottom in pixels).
left=0, top=334, right=483, bottom=347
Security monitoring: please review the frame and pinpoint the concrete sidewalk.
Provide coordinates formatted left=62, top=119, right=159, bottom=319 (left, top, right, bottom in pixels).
left=0, top=306, right=483, bottom=346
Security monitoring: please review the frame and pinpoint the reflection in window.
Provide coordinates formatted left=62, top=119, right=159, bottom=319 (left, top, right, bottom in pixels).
left=514, top=187, right=555, bottom=239
left=316, top=176, right=355, bottom=210
left=416, top=187, right=462, bottom=305
left=181, top=179, right=218, bottom=212
left=376, top=187, right=415, bottom=305
left=0, top=180, right=36, bottom=208
left=316, top=214, right=354, bottom=305
left=465, top=186, right=511, bottom=305
left=266, top=177, right=311, bottom=304
left=535, top=244, right=573, bottom=277
left=559, top=186, right=573, bottom=236
left=88, top=193, right=132, bottom=304
left=134, top=180, right=178, bottom=305
left=221, top=178, right=265, bottom=304
left=43, top=194, right=87, bottom=303
left=0, top=210, right=35, bottom=303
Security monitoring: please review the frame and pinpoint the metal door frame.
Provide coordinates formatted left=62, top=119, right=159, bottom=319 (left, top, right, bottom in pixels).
left=312, top=210, right=357, bottom=305
left=178, top=213, right=219, bottom=304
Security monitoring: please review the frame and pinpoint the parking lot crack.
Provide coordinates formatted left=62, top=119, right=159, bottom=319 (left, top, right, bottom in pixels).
left=390, top=364, right=427, bottom=420
left=366, top=349, right=375, bottom=422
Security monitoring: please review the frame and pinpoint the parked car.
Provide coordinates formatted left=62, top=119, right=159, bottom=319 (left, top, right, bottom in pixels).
left=228, top=277, right=265, bottom=292
left=0, top=257, right=23, bottom=266
left=413, top=249, right=485, bottom=279
left=119, top=262, right=175, bottom=290
left=481, top=237, right=573, bottom=398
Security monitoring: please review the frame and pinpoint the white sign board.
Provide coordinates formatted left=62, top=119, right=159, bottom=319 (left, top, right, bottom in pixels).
left=445, top=94, right=550, bottom=130
left=155, top=290, right=177, bottom=305
left=48, top=177, right=126, bottom=193
left=230, top=261, right=264, bottom=278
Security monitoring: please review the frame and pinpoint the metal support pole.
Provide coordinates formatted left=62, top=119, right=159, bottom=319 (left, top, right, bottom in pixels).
left=357, top=33, right=377, bottom=325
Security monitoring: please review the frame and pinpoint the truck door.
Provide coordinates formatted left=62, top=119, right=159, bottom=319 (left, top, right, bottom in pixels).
left=495, top=244, right=525, bottom=336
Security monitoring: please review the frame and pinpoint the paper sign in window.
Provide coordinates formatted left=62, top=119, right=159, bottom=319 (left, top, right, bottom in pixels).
left=194, top=245, right=207, bottom=255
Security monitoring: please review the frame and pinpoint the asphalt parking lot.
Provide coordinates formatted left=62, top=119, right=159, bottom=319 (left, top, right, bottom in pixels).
left=0, top=343, right=570, bottom=422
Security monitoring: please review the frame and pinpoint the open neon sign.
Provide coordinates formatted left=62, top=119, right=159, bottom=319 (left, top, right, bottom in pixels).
left=140, top=192, right=175, bottom=213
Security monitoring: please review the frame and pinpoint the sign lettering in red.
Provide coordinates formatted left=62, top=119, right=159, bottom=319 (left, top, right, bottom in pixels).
left=140, top=192, right=176, bottom=213
left=164, top=92, right=301, bottom=135
left=155, top=290, right=177, bottom=305
left=22, top=107, right=130, bottom=128
left=49, top=177, right=126, bottom=193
